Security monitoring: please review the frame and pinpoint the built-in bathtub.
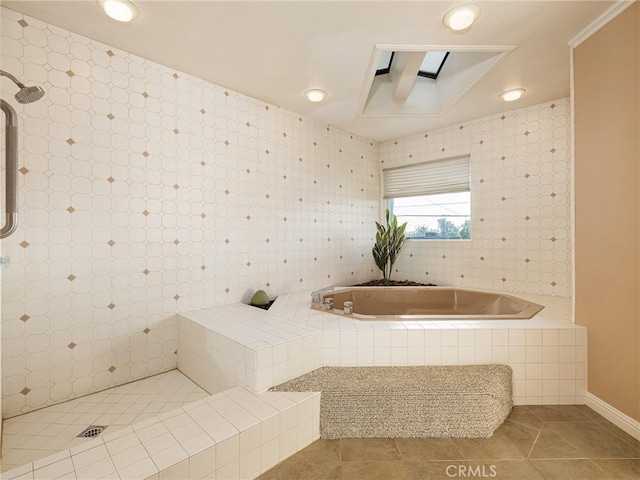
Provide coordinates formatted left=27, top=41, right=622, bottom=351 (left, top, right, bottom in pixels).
left=178, top=289, right=586, bottom=407
left=315, top=287, right=544, bottom=320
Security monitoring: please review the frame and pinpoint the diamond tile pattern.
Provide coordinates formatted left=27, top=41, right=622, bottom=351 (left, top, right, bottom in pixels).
left=0, top=4, right=574, bottom=433
left=380, top=100, right=571, bottom=296
left=0, top=8, right=378, bottom=417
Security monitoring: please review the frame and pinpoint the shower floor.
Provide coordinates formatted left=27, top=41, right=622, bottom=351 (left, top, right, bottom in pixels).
left=0, top=369, right=209, bottom=472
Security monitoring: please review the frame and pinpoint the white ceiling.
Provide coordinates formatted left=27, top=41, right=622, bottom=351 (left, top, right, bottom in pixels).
left=3, top=1, right=613, bottom=142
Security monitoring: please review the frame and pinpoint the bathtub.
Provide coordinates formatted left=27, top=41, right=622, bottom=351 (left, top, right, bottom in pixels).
left=314, top=287, right=544, bottom=320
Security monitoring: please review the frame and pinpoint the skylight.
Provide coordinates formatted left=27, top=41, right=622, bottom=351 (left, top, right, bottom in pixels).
left=374, top=51, right=449, bottom=80
left=375, top=51, right=394, bottom=75
left=418, top=52, right=449, bottom=79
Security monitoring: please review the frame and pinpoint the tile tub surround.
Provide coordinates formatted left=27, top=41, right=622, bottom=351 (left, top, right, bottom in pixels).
left=0, top=370, right=209, bottom=473
left=380, top=99, right=572, bottom=298
left=0, top=7, right=379, bottom=417
left=179, top=290, right=587, bottom=406
left=1, top=386, right=321, bottom=480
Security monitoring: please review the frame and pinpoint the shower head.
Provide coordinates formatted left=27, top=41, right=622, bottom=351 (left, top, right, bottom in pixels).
left=0, top=69, right=45, bottom=104
left=14, top=85, right=45, bottom=104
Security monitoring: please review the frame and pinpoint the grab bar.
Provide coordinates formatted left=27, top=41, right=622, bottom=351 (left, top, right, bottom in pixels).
left=1, top=99, right=18, bottom=239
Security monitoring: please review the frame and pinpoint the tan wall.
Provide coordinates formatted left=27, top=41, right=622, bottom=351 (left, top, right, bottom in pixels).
left=574, top=3, right=640, bottom=421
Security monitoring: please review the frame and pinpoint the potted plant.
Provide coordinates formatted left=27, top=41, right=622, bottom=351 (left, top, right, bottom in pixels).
left=372, top=208, right=408, bottom=285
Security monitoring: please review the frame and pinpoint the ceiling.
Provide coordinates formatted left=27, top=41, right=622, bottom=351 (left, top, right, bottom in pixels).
left=3, top=1, right=613, bottom=142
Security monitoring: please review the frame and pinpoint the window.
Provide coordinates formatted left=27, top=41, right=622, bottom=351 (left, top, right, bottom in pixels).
left=375, top=51, right=450, bottom=80
left=383, top=155, right=471, bottom=240
left=375, top=51, right=394, bottom=75
left=417, top=52, right=449, bottom=79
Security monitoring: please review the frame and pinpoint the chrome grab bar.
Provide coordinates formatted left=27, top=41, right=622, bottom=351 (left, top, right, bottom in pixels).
left=1, top=99, right=18, bottom=239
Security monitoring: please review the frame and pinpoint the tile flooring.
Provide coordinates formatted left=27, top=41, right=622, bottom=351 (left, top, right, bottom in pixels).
left=0, top=370, right=209, bottom=472
left=257, top=405, right=640, bottom=480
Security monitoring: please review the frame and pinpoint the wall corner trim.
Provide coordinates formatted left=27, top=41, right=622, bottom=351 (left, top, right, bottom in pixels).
left=585, top=391, right=640, bottom=440
left=568, top=0, right=637, bottom=47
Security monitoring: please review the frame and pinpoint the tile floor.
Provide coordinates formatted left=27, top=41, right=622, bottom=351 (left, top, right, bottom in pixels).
left=0, top=370, right=209, bottom=472
left=257, top=405, right=640, bottom=480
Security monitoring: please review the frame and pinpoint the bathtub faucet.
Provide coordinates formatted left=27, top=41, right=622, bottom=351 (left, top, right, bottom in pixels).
left=311, top=285, right=335, bottom=305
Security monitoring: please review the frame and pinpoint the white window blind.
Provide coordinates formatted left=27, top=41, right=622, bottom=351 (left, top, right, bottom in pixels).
left=383, top=155, right=470, bottom=199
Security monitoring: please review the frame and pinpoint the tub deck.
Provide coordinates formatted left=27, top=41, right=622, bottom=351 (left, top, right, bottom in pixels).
left=178, top=289, right=586, bottom=409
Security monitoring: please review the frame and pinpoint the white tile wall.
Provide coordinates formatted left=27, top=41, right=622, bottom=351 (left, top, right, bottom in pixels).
left=0, top=8, right=379, bottom=417
left=379, top=99, right=572, bottom=297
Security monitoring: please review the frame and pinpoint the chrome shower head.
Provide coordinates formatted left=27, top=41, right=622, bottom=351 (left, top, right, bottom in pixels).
left=0, top=70, right=45, bottom=104
left=15, top=85, right=45, bottom=104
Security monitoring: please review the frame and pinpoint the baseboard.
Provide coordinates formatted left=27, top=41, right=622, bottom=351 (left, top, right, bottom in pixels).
left=585, top=392, right=640, bottom=440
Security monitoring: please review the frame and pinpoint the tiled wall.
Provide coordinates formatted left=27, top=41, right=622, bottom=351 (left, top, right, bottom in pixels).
left=379, top=99, right=571, bottom=297
left=0, top=6, right=574, bottom=421
left=0, top=8, right=379, bottom=417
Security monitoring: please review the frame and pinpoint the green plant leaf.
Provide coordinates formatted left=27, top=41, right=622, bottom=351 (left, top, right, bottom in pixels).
left=371, top=208, right=407, bottom=282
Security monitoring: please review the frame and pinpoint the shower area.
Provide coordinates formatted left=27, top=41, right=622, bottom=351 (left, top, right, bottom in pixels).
left=0, top=7, right=377, bottom=477
left=0, top=69, right=209, bottom=471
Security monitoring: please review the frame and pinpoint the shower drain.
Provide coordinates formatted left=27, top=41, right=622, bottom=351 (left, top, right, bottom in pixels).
left=77, top=425, right=107, bottom=438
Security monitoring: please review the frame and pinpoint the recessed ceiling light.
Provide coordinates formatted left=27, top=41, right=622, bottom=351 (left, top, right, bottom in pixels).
left=499, top=88, right=526, bottom=102
left=443, top=4, right=481, bottom=31
left=98, top=0, right=138, bottom=22
left=305, top=89, right=327, bottom=102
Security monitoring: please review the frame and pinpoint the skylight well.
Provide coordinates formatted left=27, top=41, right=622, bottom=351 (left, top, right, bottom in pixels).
left=360, top=45, right=514, bottom=117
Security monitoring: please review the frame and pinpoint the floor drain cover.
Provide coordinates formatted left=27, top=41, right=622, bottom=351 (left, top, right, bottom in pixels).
left=77, top=425, right=107, bottom=438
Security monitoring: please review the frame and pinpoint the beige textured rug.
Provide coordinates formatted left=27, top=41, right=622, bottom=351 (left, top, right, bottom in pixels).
left=271, top=364, right=512, bottom=439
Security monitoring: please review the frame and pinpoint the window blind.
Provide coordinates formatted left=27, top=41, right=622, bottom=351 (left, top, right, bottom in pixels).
left=383, top=155, right=470, bottom=199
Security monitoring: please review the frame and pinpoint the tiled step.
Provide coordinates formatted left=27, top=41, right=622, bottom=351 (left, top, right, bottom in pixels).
left=178, top=304, right=323, bottom=394
left=1, top=387, right=320, bottom=480
left=0, top=370, right=209, bottom=473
